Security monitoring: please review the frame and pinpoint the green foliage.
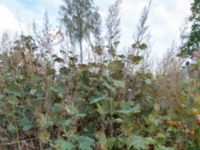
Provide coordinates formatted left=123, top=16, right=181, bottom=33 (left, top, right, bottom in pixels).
left=2, top=34, right=200, bottom=149
left=181, top=0, right=200, bottom=55
left=60, top=0, right=99, bottom=63
left=1, top=1, right=200, bottom=149
left=127, top=135, right=154, bottom=149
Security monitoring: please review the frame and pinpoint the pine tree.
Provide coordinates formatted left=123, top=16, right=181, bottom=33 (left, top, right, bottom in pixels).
left=181, top=0, right=200, bottom=55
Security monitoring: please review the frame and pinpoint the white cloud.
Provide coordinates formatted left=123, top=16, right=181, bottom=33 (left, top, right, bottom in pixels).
left=0, top=5, right=20, bottom=33
left=148, top=0, right=191, bottom=58
left=40, top=0, right=62, bottom=6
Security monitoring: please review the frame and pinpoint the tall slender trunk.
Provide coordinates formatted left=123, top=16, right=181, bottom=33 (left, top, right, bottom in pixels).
left=80, top=38, right=83, bottom=63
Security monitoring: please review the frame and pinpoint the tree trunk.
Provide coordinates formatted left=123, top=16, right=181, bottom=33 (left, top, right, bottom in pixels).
left=80, top=38, right=83, bottom=63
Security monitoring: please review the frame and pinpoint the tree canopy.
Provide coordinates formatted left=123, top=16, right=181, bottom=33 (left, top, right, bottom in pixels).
left=60, top=0, right=98, bottom=63
left=181, top=0, right=200, bottom=55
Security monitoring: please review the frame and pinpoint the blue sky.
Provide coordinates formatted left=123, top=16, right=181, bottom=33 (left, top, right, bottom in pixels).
left=0, top=0, right=191, bottom=60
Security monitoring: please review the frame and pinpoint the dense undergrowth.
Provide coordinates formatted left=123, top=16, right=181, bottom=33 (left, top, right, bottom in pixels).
left=0, top=34, right=200, bottom=150
left=0, top=0, right=200, bottom=149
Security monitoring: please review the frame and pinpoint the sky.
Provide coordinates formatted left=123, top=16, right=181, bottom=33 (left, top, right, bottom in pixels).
left=0, top=0, right=191, bottom=59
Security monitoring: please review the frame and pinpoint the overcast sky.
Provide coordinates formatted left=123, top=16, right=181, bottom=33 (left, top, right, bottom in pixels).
left=0, top=0, right=191, bottom=59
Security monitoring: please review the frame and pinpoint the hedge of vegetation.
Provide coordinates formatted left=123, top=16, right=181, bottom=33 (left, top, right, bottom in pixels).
left=0, top=0, right=200, bottom=149
left=0, top=34, right=200, bottom=150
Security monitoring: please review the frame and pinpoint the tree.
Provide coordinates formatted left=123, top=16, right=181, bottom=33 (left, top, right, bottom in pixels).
left=89, top=8, right=103, bottom=61
left=106, top=0, right=122, bottom=58
left=33, top=11, right=52, bottom=55
left=60, top=0, right=96, bottom=63
left=181, top=0, right=200, bottom=55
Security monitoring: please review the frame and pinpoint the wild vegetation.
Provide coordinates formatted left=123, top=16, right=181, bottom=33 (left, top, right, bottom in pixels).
left=0, top=0, right=200, bottom=149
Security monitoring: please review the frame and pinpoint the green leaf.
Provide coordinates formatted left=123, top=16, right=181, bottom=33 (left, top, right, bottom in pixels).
left=68, top=105, right=79, bottom=115
left=138, top=43, right=148, bottom=50
left=97, top=101, right=113, bottom=115
left=7, top=95, right=18, bottom=105
left=34, top=89, right=43, bottom=97
left=108, top=60, right=124, bottom=74
left=68, top=105, right=86, bottom=118
left=7, top=123, right=16, bottom=133
left=107, top=137, right=118, bottom=149
left=79, top=64, right=89, bottom=72
left=75, top=136, right=94, bottom=150
left=52, top=103, right=62, bottom=112
left=69, top=56, right=78, bottom=63
left=54, top=57, right=64, bottom=63
left=118, top=54, right=125, bottom=58
left=90, top=96, right=106, bottom=104
left=4, top=86, right=22, bottom=97
left=0, top=95, right=3, bottom=107
left=127, top=135, right=154, bottom=150
left=61, top=119, right=72, bottom=127
left=50, top=85, right=64, bottom=94
left=38, top=114, right=53, bottom=129
left=50, top=85, right=64, bottom=98
left=128, top=54, right=143, bottom=64
left=117, top=101, right=141, bottom=115
left=55, top=139, right=74, bottom=150
left=113, top=80, right=125, bottom=88
left=18, top=118, right=33, bottom=131
left=156, top=133, right=166, bottom=145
